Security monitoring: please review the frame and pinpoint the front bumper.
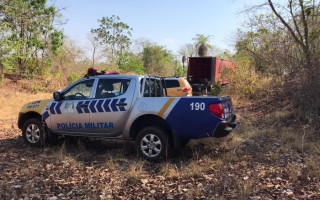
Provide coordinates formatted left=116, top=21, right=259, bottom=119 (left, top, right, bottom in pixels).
left=17, top=112, right=24, bottom=129
left=213, top=115, right=238, bottom=138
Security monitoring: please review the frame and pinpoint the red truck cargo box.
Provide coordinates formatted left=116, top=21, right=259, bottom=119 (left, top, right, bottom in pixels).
left=187, top=57, right=234, bottom=85
left=188, top=57, right=216, bottom=85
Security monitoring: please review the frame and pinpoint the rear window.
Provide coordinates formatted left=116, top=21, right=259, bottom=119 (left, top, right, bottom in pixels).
left=165, top=80, right=180, bottom=88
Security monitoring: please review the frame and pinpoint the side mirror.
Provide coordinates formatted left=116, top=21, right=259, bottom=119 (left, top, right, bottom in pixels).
left=53, top=91, right=63, bottom=101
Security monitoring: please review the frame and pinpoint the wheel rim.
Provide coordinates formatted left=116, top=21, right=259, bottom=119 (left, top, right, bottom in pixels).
left=25, top=124, right=41, bottom=144
left=141, top=134, right=162, bottom=158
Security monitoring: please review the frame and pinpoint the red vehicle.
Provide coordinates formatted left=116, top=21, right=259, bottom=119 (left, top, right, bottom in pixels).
left=187, top=57, right=235, bottom=94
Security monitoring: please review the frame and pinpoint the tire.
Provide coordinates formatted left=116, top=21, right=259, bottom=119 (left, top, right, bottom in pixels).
left=47, top=130, right=60, bottom=145
left=22, top=118, right=46, bottom=147
left=136, top=127, right=169, bottom=161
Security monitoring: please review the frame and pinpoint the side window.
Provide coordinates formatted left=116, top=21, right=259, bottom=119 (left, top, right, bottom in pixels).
left=165, top=80, right=180, bottom=88
left=143, top=78, right=151, bottom=97
left=155, top=79, right=161, bottom=97
left=63, top=79, right=94, bottom=100
left=95, top=79, right=130, bottom=98
left=144, top=78, right=162, bottom=97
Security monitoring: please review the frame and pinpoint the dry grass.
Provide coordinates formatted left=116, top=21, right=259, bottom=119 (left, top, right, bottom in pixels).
left=182, top=161, right=204, bottom=179
left=160, top=163, right=180, bottom=178
left=1, top=78, right=320, bottom=199
left=0, top=90, right=51, bottom=121
left=104, top=155, right=117, bottom=172
left=126, top=160, right=145, bottom=182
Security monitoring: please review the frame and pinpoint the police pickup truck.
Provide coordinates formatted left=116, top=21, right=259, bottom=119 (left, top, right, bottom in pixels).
left=18, top=69, right=237, bottom=161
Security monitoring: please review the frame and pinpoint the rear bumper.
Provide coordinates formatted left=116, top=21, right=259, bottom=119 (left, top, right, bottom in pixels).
left=213, top=115, right=238, bottom=138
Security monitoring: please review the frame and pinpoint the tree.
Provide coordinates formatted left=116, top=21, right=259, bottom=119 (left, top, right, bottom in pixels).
left=51, top=37, right=84, bottom=77
left=91, top=15, right=132, bottom=63
left=117, top=51, right=144, bottom=74
left=0, top=23, right=18, bottom=79
left=182, top=55, right=186, bottom=69
left=234, top=14, right=286, bottom=75
left=267, top=0, right=315, bottom=69
left=132, top=37, right=152, bottom=54
left=266, top=0, right=320, bottom=124
left=178, top=43, right=197, bottom=69
left=178, top=48, right=187, bottom=69
left=178, top=43, right=197, bottom=58
left=236, top=0, right=320, bottom=126
left=192, top=34, right=213, bottom=57
left=87, top=33, right=102, bottom=68
left=0, top=0, right=64, bottom=75
left=141, top=44, right=175, bottom=76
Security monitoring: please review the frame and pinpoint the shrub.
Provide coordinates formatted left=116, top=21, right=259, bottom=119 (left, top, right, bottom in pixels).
left=210, top=82, right=222, bottom=96
left=66, top=72, right=80, bottom=84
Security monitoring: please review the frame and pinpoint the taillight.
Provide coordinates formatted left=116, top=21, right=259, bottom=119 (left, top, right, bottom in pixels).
left=183, top=87, right=191, bottom=92
left=209, top=103, right=224, bottom=118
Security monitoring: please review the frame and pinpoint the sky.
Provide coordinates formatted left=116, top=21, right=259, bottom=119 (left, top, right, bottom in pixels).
left=54, top=0, right=264, bottom=55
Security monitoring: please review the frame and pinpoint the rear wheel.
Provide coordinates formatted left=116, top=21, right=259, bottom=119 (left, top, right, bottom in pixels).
left=136, top=127, right=169, bottom=161
left=22, top=118, right=46, bottom=147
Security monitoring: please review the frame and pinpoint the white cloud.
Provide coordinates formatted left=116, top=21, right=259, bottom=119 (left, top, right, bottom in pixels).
left=163, top=38, right=174, bottom=43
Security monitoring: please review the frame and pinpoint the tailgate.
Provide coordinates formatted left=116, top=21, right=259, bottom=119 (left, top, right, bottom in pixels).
left=220, top=96, right=234, bottom=120
left=165, top=96, right=234, bottom=139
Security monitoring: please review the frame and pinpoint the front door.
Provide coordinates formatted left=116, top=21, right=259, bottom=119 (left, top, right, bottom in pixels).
left=49, top=79, right=95, bottom=134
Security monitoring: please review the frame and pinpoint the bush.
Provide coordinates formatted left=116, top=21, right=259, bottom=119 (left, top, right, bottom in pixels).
left=210, top=82, right=222, bottom=96
left=222, top=56, right=259, bottom=99
left=66, top=72, right=80, bottom=84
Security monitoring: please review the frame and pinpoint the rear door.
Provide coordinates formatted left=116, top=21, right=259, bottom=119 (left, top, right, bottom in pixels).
left=165, top=78, right=191, bottom=96
left=165, top=79, right=181, bottom=96
left=89, top=78, right=136, bottom=135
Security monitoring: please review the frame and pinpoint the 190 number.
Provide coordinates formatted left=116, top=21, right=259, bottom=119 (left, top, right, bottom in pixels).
left=190, top=102, right=205, bottom=111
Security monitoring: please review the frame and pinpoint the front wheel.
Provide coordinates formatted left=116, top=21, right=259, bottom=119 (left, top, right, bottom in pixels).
left=136, top=127, right=169, bottom=161
left=22, top=118, right=46, bottom=147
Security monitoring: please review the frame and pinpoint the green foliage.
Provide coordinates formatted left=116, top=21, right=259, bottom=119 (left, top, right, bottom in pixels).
left=50, top=30, right=64, bottom=56
left=30, top=82, right=45, bottom=92
left=117, top=52, right=144, bottom=74
left=225, top=55, right=258, bottom=99
left=210, top=82, right=222, bottom=96
left=0, top=23, right=22, bottom=74
left=192, top=34, right=213, bottom=56
left=174, top=65, right=187, bottom=77
left=0, top=0, right=64, bottom=75
left=234, top=14, right=280, bottom=74
left=192, top=34, right=213, bottom=49
left=141, top=44, right=175, bottom=76
left=91, top=15, right=132, bottom=63
left=55, top=72, right=61, bottom=78
left=67, top=72, right=80, bottom=84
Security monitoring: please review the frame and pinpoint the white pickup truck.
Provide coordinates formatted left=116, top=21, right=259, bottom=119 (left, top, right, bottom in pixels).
left=18, top=70, right=237, bottom=161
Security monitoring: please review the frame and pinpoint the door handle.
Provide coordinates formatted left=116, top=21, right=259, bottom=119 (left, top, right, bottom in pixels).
left=116, top=102, right=127, bottom=106
left=77, top=104, right=88, bottom=108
